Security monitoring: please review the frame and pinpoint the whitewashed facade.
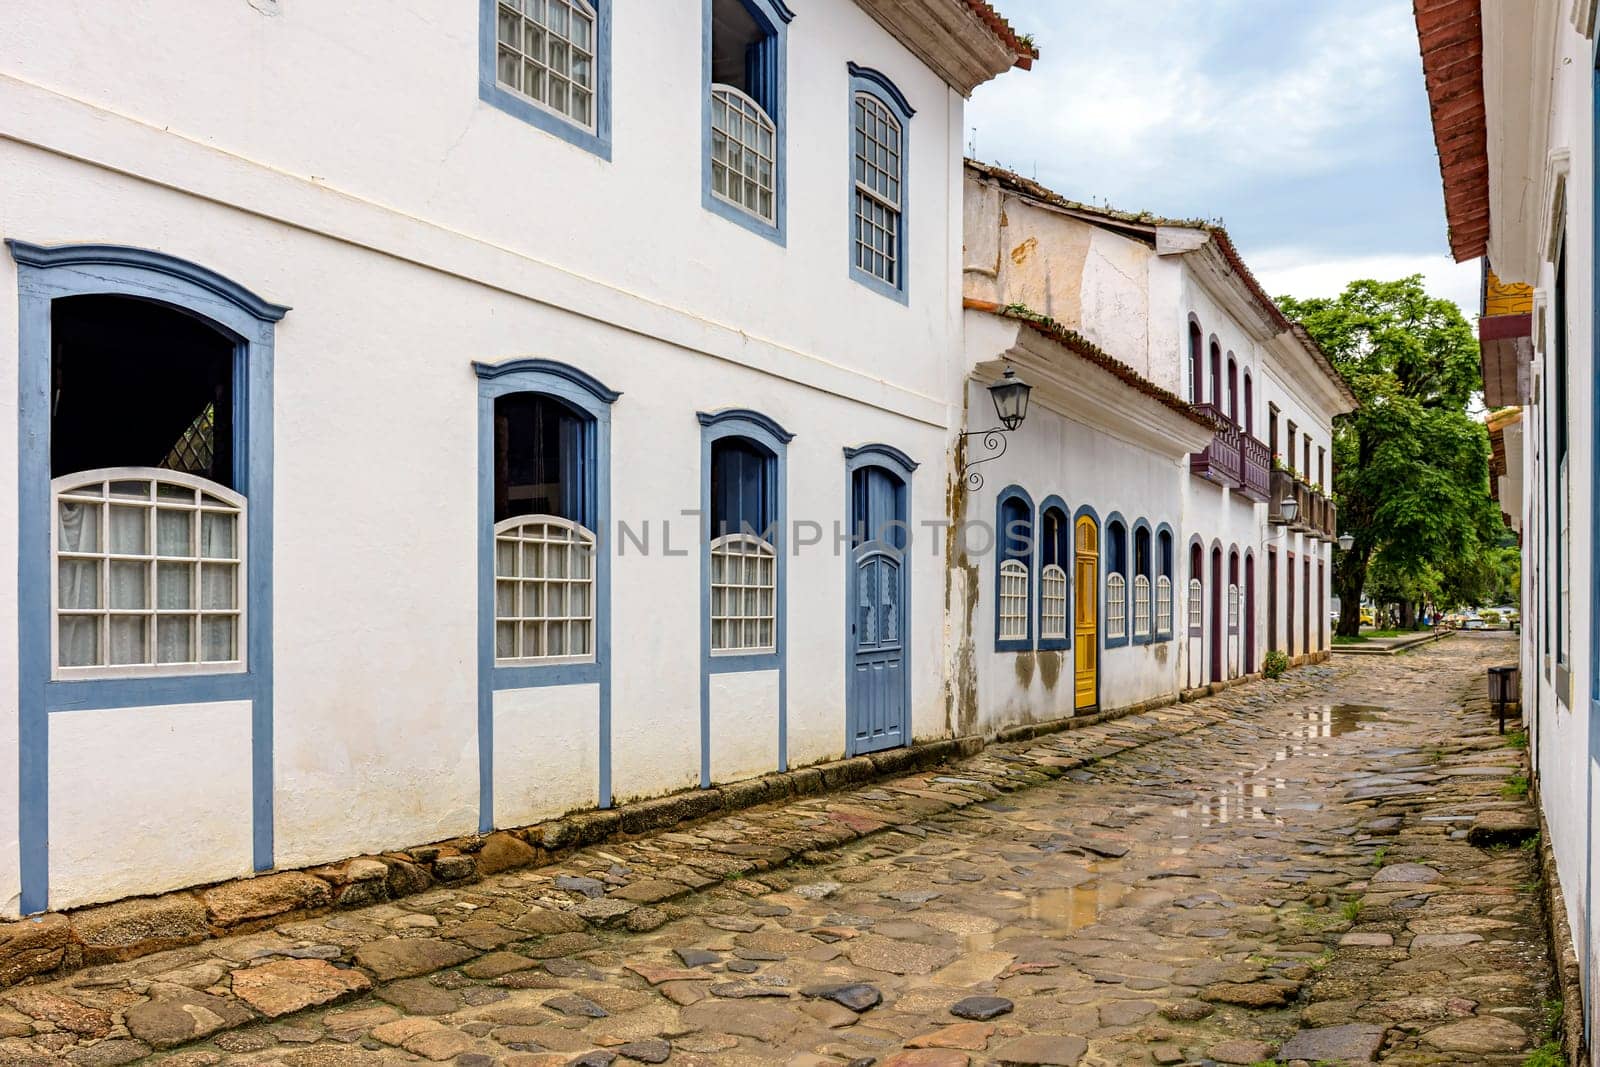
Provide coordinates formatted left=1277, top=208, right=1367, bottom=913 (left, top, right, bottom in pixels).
left=0, top=1, right=1032, bottom=916
left=1415, top=0, right=1599, bottom=1049
left=954, top=164, right=1355, bottom=733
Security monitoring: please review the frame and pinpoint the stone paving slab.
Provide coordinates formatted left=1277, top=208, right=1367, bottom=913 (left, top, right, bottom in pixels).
left=0, top=636, right=1552, bottom=1066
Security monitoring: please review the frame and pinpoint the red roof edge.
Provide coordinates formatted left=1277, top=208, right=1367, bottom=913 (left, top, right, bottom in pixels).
left=1413, top=0, right=1489, bottom=261
left=964, top=0, right=1038, bottom=68
left=966, top=299, right=1214, bottom=428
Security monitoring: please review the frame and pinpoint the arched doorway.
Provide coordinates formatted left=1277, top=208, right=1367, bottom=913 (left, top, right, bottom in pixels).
left=1074, top=515, right=1099, bottom=710
left=846, top=451, right=911, bottom=755
left=1244, top=553, right=1257, bottom=674
left=1227, top=548, right=1241, bottom=678
left=1210, top=545, right=1224, bottom=683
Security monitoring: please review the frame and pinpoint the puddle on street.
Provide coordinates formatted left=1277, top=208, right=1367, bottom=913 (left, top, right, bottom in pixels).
left=1295, top=704, right=1386, bottom=738
left=965, top=879, right=1131, bottom=951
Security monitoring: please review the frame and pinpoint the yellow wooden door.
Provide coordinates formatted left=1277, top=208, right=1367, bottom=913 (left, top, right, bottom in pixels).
left=1074, top=516, right=1098, bottom=709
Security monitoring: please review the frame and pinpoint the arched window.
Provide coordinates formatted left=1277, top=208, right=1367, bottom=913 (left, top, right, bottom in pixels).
left=493, top=393, right=598, bottom=663
left=710, top=436, right=778, bottom=653
left=706, top=0, right=790, bottom=238
left=493, top=0, right=600, bottom=130
left=1105, top=517, right=1128, bottom=644
left=1156, top=528, right=1174, bottom=638
left=1188, top=318, right=1203, bottom=404
left=1209, top=339, right=1222, bottom=410
left=1188, top=541, right=1204, bottom=637
left=1132, top=524, right=1152, bottom=640
left=1242, top=370, right=1254, bottom=437
left=996, top=488, right=1033, bottom=649
left=49, top=294, right=246, bottom=674
left=1227, top=549, right=1241, bottom=636
left=1038, top=502, right=1070, bottom=647
left=848, top=66, right=913, bottom=299
left=1226, top=355, right=1238, bottom=425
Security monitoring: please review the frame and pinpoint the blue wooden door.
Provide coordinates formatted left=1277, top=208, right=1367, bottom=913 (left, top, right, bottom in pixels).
left=849, top=466, right=906, bottom=753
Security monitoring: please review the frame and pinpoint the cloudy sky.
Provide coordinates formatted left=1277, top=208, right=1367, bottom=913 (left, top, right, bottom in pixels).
left=967, top=0, right=1480, bottom=319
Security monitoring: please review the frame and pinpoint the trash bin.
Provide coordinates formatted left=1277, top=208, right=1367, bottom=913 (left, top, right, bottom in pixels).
left=1488, top=665, right=1519, bottom=734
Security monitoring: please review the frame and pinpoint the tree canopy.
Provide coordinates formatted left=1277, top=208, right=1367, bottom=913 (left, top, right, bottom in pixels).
left=1278, top=276, right=1506, bottom=634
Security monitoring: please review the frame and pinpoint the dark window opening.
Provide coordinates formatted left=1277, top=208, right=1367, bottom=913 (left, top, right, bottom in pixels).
left=51, top=294, right=235, bottom=487
left=1268, top=403, right=1280, bottom=459
left=1285, top=420, right=1297, bottom=474
left=1041, top=506, right=1069, bottom=570
left=1158, top=530, right=1173, bottom=581
left=1107, top=520, right=1127, bottom=577
left=1226, top=356, right=1238, bottom=424
left=1243, top=372, right=1254, bottom=436
left=851, top=466, right=906, bottom=549
left=1208, top=341, right=1221, bottom=408
left=1188, top=320, right=1203, bottom=404
left=999, top=495, right=1032, bottom=564
left=711, top=0, right=776, bottom=113
left=494, top=393, right=593, bottom=526
left=1135, top=526, right=1151, bottom=580
left=711, top=436, right=775, bottom=539
left=1554, top=237, right=1568, bottom=667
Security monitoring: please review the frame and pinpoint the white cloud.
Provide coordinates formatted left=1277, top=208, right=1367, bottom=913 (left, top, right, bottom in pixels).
left=1250, top=248, right=1481, bottom=321
left=968, top=0, right=1419, bottom=203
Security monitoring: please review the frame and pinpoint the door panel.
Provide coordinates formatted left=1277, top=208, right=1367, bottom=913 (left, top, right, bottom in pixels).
left=1074, top=517, right=1098, bottom=710
left=848, top=464, right=908, bottom=754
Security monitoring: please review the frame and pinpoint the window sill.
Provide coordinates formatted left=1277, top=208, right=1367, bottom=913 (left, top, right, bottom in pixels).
left=479, top=81, right=612, bottom=161
left=493, top=661, right=603, bottom=691
left=1037, top=637, right=1070, bottom=652
left=44, top=670, right=255, bottom=712
left=703, top=189, right=785, bottom=246
left=707, top=650, right=781, bottom=673
left=849, top=265, right=908, bottom=305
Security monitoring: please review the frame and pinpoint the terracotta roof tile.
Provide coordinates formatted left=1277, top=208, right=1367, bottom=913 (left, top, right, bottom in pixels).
left=966, top=299, right=1216, bottom=429
left=1413, top=0, right=1488, bottom=261
left=963, top=0, right=1038, bottom=68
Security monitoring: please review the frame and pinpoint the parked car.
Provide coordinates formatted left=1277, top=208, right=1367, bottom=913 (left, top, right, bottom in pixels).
left=1462, top=618, right=1489, bottom=631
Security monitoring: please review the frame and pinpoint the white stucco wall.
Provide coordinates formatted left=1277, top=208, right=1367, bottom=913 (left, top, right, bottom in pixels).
left=49, top=702, right=254, bottom=910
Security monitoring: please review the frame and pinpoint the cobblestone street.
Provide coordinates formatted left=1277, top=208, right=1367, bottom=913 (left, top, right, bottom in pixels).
left=0, top=635, right=1551, bottom=1067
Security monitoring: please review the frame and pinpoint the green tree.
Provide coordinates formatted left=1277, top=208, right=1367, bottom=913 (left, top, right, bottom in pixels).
left=1279, top=277, right=1502, bottom=636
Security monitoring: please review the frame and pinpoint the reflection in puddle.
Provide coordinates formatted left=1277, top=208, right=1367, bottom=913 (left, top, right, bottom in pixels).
left=1032, top=880, right=1129, bottom=931
left=1172, top=706, right=1389, bottom=830
left=966, top=879, right=1130, bottom=951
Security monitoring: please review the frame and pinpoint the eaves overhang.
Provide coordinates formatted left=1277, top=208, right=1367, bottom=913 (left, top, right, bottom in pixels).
left=852, top=0, right=1037, bottom=96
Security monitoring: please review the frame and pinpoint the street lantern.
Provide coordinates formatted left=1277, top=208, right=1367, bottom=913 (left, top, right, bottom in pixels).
left=958, top=367, right=1034, bottom=491
left=1278, top=494, right=1299, bottom=523
left=988, top=368, right=1032, bottom=431
left=1337, top=533, right=1354, bottom=551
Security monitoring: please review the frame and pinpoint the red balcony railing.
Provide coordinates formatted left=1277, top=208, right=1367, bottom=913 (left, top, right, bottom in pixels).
left=1238, top=434, right=1270, bottom=502
left=1189, top=403, right=1242, bottom=489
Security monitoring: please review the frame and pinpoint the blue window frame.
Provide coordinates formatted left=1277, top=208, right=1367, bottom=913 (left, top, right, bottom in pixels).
left=1037, top=497, right=1070, bottom=652
left=479, top=0, right=613, bottom=160
left=1553, top=232, right=1570, bottom=701
left=698, top=409, right=792, bottom=785
left=8, top=241, right=286, bottom=915
left=1104, top=514, right=1130, bottom=649
left=1132, top=520, right=1153, bottom=645
left=847, top=63, right=913, bottom=302
left=703, top=0, right=793, bottom=243
left=995, top=486, right=1033, bottom=652
left=474, top=358, right=619, bottom=829
left=1155, top=524, right=1175, bottom=641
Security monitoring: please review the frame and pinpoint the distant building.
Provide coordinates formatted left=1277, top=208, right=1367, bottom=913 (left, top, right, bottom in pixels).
left=953, top=163, right=1355, bottom=732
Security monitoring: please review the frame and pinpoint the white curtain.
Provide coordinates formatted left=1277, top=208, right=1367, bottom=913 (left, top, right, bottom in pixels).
left=56, top=501, right=99, bottom=667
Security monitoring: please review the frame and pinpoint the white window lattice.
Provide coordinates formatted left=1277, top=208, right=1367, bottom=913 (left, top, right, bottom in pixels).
left=495, top=0, right=597, bottom=129
left=1228, top=583, right=1240, bottom=631
left=1156, top=575, right=1173, bottom=636
left=999, top=558, right=1029, bottom=640
left=1188, top=578, right=1203, bottom=633
left=1106, top=572, right=1127, bottom=640
left=853, top=93, right=902, bottom=286
left=1133, top=575, right=1152, bottom=638
left=53, top=469, right=244, bottom=677
left=711, top=85, right=777, bottom=224
left=1040, top=563, right=1067, bottom=640
left=495, top=516, right=596, bottom=663
left=711, top=533, right=776, bottom=653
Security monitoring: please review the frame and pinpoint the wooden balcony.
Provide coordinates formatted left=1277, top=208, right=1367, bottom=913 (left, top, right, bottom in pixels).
left=1188, top=403, right=1242, bottom=489
left=1321, top=497, right=1339, bottom=541
left=1237, top=433, right=1270, bottom=502
left=1267, top=469, right=1296, bottom=525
